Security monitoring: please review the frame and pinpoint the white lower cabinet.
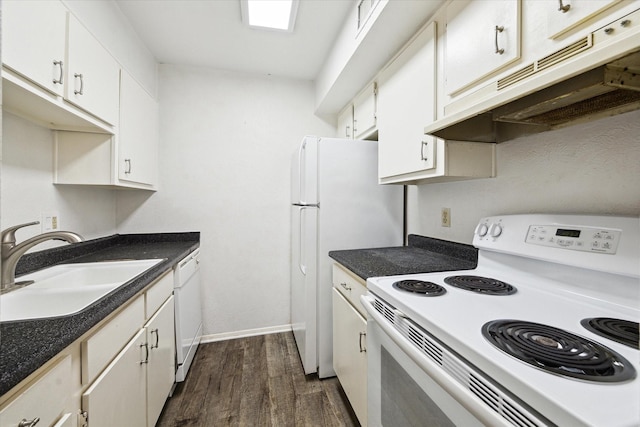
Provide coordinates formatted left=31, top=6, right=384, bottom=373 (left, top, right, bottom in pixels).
left=146, top=297, right=176, bottom=427
left=82, top=328, right=147, bottom=427
left=0, top=270, right=177, bottom=427
left=0, top=355, right=72, bottom=427
left=332, top=264, right=368, bottom=426
left=82, top=296, right=175, bottom=427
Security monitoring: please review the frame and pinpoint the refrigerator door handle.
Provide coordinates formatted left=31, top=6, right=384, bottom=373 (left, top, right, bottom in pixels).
left=298, top=140, right=306, bottom=204
left=299, top=206, right=307, bottom=275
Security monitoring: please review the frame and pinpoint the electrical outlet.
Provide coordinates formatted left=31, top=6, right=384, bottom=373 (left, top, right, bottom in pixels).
left=441, top=208, right=451, bottom=227
left=41, top=213, right=60, bottom=232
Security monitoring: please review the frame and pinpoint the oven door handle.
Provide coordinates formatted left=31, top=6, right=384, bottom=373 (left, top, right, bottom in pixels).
left=360, top=295, right=516, bottom=427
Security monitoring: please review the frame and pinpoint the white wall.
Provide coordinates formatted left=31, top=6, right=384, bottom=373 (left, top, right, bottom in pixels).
left=407, top=109, right=640, bottom=244
left=1, top=113, right=117, bottom=246
left=116, top=65, right=335, bottom=337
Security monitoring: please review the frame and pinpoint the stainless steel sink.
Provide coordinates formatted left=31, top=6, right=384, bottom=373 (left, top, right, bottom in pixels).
left=0, top=259, right=164, bottom=322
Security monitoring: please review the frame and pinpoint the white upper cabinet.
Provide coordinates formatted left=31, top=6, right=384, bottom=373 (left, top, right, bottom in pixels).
left=353, top=82, right=377, bottom=139
left=445, top=0, right=521, bottom=96
left=378, top=22, right=437, bottom=182
left=66, top=15, right=121, bottom=126
left=118, top=71, right=159, bottom=188
left=1, top=0, right=67, bottom=97
left=544, top=0, right=621, bottom=39
left=337, top=104, right=354, bottom=139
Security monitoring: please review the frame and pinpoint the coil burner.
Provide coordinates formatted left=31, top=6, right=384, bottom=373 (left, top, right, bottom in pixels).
left=444, top=275, right=516, bottom=295
left=392, top=279, right=446, bottom=296
left=483, top=320, right=636, bottom=382
left=581, top=317, right=640, bottom=349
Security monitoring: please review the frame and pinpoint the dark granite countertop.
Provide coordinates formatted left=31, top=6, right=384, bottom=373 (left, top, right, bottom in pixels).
left=0, top=232, right=200, bottom=396
left=329, top=234, right=477, bottom=280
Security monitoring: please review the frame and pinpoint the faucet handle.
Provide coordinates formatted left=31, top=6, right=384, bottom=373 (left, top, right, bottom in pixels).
left=1, top=221, right=40, bottom=245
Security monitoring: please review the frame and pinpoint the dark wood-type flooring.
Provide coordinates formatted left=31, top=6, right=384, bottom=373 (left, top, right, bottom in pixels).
left=156, top=332, right=360, bottom=427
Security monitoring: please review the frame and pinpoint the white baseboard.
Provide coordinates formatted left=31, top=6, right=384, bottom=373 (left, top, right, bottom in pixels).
left=200, top=324, right=292, bottom=343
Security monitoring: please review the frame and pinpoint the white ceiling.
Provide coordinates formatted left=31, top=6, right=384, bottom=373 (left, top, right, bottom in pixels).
left=114, top=0, right=354, bottom=80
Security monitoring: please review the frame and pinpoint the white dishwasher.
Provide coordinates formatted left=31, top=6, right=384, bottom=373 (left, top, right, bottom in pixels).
left=173, top=249, right=203, bottom=382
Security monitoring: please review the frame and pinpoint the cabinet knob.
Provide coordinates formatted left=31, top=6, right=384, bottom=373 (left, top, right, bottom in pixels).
left=19, top=418, right=40, bottom=427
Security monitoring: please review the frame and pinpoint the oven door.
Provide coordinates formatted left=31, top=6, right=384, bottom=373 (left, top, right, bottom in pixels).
left=362, top=295, right=526, bottom=427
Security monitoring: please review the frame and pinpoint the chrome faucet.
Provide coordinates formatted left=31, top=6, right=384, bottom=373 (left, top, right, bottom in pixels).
left=1, top=221, right=83, bottom=293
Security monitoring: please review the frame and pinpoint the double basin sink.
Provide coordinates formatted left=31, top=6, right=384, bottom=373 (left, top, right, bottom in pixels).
left=1, top=259, right=164, bottom=322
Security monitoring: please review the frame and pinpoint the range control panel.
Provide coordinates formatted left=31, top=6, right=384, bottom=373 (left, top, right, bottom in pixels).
left=526, top=224, right=621, bottom=254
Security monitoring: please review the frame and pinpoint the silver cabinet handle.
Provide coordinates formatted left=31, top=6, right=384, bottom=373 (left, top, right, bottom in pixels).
left=150, top=328, right=160, bottom=349
left=140, top=342, right=149, bottom=364
left=494, top=26, right=505, bottom=55
left=359, top=332, right=366, bottom=353
left=340, top=282, right=352, bottom=291
left=353, top=119, right=358, bottom=134
left=345, top=125, right=351, bottom=138
left=558, top=0, right=571, bottom=13
left=19, top=418, right=40, bottom=427
left=74, top=73, right=84, bottom=95
left=420, top=140, right=429, bottom=161
left=53, top=60, right=63, bottom=85
left=124, top=159, right=132, bottom=174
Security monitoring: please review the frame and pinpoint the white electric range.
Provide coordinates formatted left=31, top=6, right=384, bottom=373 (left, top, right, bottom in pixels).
left=362, top=214, right=639, bottom=427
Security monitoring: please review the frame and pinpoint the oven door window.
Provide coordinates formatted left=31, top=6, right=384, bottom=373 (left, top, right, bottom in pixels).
left=381, top=347, right=455, bottom=427
left=369, top=319, right=485, bottom=427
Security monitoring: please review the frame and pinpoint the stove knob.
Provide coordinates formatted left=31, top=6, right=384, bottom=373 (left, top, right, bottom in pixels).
left=476, top=223, right=489, bottom=237
left=489, top=223, right=503, bottom=238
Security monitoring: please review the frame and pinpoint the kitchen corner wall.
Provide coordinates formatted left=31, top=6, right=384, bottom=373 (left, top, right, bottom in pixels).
left=407, top=109, right=640, bottom=244
left=1, top=112, right=118, bottom=246
left=116, top=65, right=335, bottom=338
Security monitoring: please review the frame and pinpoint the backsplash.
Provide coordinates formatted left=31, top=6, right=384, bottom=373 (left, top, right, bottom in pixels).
left=408, top=109, right=640, bottom=244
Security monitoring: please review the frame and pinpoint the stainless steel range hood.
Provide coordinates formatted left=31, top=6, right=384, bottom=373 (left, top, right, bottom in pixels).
left=425, top=9, right=640, bottom=143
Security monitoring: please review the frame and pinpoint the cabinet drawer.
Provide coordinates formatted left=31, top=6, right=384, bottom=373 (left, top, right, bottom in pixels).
left=82, top=296, right=145, bottom=385
left=332, top=264, right=367, bottom=317
left=0, top=355, right=71, bottom=427
left=146, top=271, right=173, bottom=319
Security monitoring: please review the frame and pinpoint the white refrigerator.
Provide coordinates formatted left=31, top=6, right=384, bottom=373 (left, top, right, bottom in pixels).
left=290, top=135, right=403, bottom=378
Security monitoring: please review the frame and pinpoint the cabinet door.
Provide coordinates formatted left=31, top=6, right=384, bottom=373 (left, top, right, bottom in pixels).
left=332, top=289, right=367, bottom=426
left=82, top=329, right=147, bottom=427
left=118, top=70, right=159, bottom=187
left=0, top=356, right=71, bottom=427
left=353, top=82, right=377, bottom=139
left=66, top=15, right=120, bottom=125
left=146, top=296, right=176, bottom=427
left=1, top=0, right=67, bottom=96
left=545, top=0, right=620, bottom=39
left=378, top=22, right=437, bottom=180
left=337, top=105, right=354, bottom=139
left=445, top=0, right=521, bottom=95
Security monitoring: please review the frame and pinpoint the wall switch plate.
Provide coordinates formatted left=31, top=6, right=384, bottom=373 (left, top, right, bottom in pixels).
left=41, top=213, right=60, bottom=232
left=441, top=208, right=451, bottom=227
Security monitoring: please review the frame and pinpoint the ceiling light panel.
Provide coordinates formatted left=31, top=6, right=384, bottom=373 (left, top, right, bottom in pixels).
left=241, top=0, right=299, bottom=32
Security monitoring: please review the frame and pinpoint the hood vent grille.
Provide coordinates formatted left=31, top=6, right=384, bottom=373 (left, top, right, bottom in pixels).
left=498, top=36, right=592, bottom=91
